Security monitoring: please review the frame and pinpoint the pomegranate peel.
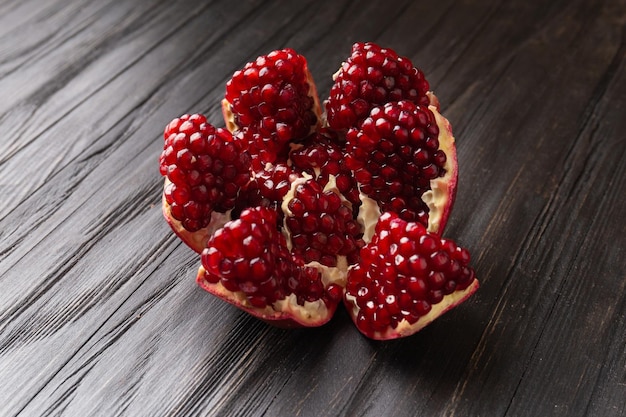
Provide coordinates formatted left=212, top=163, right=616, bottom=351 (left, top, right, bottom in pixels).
left=422, top=101, right=458, bottom=235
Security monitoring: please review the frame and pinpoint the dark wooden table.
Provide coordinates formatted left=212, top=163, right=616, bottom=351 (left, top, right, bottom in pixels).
left=1, top=0, right=625, bottom=416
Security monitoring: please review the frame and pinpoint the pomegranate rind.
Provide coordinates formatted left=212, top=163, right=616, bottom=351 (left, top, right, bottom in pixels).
left=344, top=279, right=479, bottom=340
left=423, top=101, right=458, bottom=235
left=195, top=266, right=337, bottom=328
left=161, top=180, right=230, bottom=254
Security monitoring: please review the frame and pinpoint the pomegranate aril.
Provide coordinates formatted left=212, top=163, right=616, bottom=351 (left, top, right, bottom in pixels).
left=325, top=284, right=344, bottom=304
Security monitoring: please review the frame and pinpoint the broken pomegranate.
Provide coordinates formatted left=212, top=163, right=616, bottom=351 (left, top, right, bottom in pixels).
left=159, top=42, right=478, bottom=338
left=344, top=212, right=479, bottom=340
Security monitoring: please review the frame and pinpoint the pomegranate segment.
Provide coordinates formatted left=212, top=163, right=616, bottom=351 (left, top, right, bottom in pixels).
left=281, top=175, right=365, bottom=286
left=422, top=102, right=458, bottom=235
left=222, top=48, right=322, bottom=168
left=325, top=42, right=431, bottom=131
left=344, top=212, right=479, bottom=340
left=198, top=207, right=340, bottom=327
left=159, top=113, right=252, bottom=252
left=345, top=100, right=445, bottom=227
left=160, top=42, right=478, bottom=337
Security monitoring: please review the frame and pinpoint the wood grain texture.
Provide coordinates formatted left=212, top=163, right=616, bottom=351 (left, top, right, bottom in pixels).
left=0, top=0, right=624, bottom=416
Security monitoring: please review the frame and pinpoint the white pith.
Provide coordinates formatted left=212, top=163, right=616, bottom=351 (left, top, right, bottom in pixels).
left=423, top=104, right=456, bottom=234
left=357, top=192, right=381, bottom=244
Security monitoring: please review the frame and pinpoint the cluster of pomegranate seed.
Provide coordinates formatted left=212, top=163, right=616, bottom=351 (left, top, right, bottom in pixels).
left=290, top=130, right=361, bottom=208
left=326, top=42, right=431, bottom=130
left=159, top=114, right=251, bottom=231
left=284, top=178, right=364, bottom=267
left=160, top=43, right=478, bottom=338
left=225, top=48, right=318, bottom=167
left=202, top=207, right=332, bottom=307
left=345, top=212, right=475, bottom=338
left=236, top=162, right=298, bottom=214
left=345, top=100, right=446, bottom=225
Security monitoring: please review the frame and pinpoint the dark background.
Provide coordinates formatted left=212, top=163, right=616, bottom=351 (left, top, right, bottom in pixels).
left=0, top=0, right=624, bottom=416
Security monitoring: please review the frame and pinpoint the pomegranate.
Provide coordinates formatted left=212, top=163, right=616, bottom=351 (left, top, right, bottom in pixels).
left=159, top=42, right=478, bottom=337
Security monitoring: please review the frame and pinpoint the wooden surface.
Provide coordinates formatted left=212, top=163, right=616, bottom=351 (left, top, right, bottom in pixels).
left=1, top=0, right=625, bottom=416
